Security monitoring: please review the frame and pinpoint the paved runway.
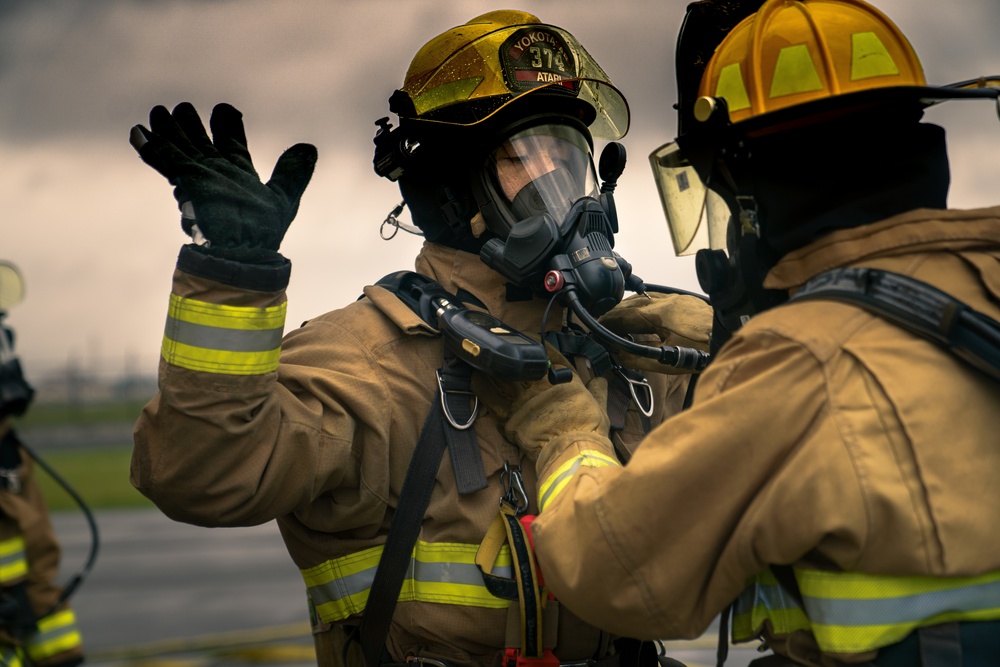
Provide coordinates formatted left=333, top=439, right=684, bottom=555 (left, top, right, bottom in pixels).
left=52, top=508, right=764, bottom=667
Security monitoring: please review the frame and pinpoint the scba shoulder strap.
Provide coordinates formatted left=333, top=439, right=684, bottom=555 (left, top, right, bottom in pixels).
left=790, top=266, right=1000, bottom=383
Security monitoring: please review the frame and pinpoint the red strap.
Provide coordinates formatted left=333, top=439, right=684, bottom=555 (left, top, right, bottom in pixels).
left=505, top=648, right=560, bottom=667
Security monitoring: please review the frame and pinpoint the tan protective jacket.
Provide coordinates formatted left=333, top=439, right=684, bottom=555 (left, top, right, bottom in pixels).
left=132, top=241, right=690, bottom=667
left=0, top=423, right=84, bottom=667
left=530, top=207, right=1000, bottom=663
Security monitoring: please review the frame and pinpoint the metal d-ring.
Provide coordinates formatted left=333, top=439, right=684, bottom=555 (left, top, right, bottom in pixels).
left=616, top=366, right=655, bottom=418
left=436, top=370, right=479, bottom=430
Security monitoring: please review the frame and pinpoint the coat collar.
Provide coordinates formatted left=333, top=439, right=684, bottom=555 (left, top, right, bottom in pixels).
left=764, top=206, right=1000, bottom=291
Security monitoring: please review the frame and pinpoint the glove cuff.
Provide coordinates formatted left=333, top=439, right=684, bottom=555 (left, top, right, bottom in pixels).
left=536, top=430, right=618, bottom=477
left=178, top=244, right=291, bottom=292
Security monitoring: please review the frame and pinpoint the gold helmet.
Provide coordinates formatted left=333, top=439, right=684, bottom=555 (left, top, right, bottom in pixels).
left=395, top=10, right=628, bottom=140
left=651, top=0, right=1000, bottom=256
left=374, top=10, right=630, bottom=251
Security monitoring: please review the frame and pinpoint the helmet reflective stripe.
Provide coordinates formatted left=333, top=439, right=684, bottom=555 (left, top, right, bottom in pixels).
left=26, top=608, right=83, bottom=662
left=699, top=0, right=925, bottom=124
left=0, top=535, right=27, bottom=584
left=161, top=293, right=286, bottom=375
left=302, top=541, right=513, bottom=624
left=537, top=449, right=619, bottom=512
left=733, top=566, right=1000, bottom=655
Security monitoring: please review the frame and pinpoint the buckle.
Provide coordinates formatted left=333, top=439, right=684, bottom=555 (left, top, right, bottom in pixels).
left=406, top=657, right=450, bottom=667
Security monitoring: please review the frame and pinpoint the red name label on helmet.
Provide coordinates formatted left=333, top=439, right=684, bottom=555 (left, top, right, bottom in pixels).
left=501, top=28, right=577, bottom=93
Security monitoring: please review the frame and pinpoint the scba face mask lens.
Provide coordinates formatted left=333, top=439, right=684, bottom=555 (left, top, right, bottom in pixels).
left=487, top=124, right=599, bottom=239
left=479, top=123, right=628, bottom=316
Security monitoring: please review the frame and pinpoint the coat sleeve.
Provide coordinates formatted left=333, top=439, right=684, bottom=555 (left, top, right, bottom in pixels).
left=131, top=247, right=391, bottom=528
left=530, top=328, right=867, bottom=641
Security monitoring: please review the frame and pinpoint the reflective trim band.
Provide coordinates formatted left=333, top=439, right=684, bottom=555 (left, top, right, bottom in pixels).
left=162, top=293, right=286, bottom=375
left=302, top=541, right=514, bottom=624
left=27, top=608, right=83, bottom=662
left=0, top=644, right=23, bottom=667
left=538, top=449, right=619, bottom=512
left=732, top=568, right=810, bottom=643
left=0, top=535, right=28, bottom=584
left=732, top=567, right=1000, bottom=655
left=799, top=568, right=1000, bottom=654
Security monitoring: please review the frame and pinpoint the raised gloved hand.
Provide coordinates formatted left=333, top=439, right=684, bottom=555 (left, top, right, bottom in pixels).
left=598, top=292, right=713, bottom=373
left=129, top=102, right=318, bottom=263
left=472, top=350, right=611, bottom=460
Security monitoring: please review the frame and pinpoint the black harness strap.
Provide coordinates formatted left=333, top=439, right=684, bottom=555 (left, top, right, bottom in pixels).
left=358, top=398, right=451, bottom=667
left=790, top=266, right=1000, bottom=382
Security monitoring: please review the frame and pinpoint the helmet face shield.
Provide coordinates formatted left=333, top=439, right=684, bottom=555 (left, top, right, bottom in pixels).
left=648, top=141, right=730, bottom=256
left=488, top=123, right=598, bottom=237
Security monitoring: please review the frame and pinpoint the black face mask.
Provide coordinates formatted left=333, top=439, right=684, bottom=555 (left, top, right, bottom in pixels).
left=0, top=324, right=34, bottom=421
left=475, top=124, right=630, bottom=317
left=480, top=194, right=625, bottom=316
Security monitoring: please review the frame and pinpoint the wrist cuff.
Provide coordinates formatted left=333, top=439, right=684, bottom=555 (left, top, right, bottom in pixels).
left=177, top=244, right=291, bottom=292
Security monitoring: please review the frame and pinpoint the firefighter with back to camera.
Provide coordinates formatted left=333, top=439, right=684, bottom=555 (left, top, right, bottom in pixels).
left=128, top=10, right=712, bottom=667
left=469, top=1, right=1000, bottom=665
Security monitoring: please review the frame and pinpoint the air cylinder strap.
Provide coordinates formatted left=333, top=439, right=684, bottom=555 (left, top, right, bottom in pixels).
left=790, top=267, right=1000, bottom=382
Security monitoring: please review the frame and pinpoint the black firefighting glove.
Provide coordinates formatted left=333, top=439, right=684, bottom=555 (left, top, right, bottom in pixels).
left=129, top=102, right=317, bottom=263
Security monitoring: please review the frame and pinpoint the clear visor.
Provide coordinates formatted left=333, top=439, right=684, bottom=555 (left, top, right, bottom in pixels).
left=648, top=141, right=730, bottom=256
left=490, top=124, right=599, bottom=227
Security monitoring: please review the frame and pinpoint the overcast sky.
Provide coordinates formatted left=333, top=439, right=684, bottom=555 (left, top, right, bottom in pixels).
left=2, top=0, right=999, bottom=381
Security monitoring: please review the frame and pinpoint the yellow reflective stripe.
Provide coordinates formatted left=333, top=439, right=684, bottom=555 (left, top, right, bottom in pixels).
left=413, top=77, right=484, bottom=115
left=797, top=568, right=1000, bottom=654
left=0, top=535, right=27, bottom=584
left=731, top=568, right=810, bottom=642
left=715, top=63, right=751, bottom=112
left=26, top=608, right=83, bottom=661
left=769, top=44, right=823, bottom=98
left=302, top=541, right=514, bottom=624
left=734, top=567, right=1000, bottom=654
left=0, top=645, right=23, bottom=667
left=538, top=449, right=619, bottom=512
left=850, top=32, right=900, bottom=81
left=162, top=293, right=286, bottom=375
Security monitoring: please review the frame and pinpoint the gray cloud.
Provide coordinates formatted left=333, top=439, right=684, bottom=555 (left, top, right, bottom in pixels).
left=2, top=0, right=998, bottom=375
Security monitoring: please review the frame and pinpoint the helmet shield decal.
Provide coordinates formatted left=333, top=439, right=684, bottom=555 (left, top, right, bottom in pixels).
left=500, top=27, right=578, bottom=93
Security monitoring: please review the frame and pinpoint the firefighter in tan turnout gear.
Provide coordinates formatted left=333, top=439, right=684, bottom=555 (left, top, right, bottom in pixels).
left=0, top=263, right=84, bottom=667
left=128, top=10, right=711, bottom=667
left=471, top=1, right=1000, bottom=666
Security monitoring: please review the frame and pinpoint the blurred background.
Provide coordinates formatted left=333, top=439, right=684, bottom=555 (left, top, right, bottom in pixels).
left=2, top=0, right=999, bottom=388
left=1, top=1, right=998, bottom=665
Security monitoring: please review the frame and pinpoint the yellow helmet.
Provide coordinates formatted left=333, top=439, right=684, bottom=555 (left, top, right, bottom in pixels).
left=651, top=0, right=1000, bottom=256
left=700, top=0, right=924, bottom=124
left=694, top=0, right=998, bottom=131
left=392, top=10, right=629, bottom=141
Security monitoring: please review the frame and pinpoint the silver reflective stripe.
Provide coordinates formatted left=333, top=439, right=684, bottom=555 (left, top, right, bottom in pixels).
left=734, top=577, right=801, bottom=616
left=804, top=577, right=1000, bottom=627
left=165, top=316, right=284, bottom=352
left=307, top=557, right=514, bottom=607
left=538, top=459, right=582, bottom=510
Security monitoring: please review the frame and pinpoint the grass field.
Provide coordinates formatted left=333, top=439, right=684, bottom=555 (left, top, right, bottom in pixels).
left=14, top=400, right=154, bottom=512
left=30, top=445, right=153, bottom=513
